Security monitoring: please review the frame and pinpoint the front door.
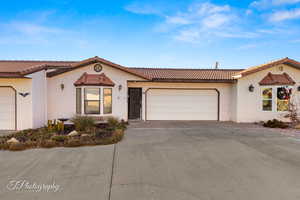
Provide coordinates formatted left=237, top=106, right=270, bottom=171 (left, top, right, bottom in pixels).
left=128, top=88, right=142, bottom=120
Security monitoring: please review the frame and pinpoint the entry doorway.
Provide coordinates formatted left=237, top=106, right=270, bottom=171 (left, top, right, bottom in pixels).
left=128, top=88, right=142, bottom=120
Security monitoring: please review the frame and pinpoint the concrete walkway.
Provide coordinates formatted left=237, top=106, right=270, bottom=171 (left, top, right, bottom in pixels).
left=1, top=121, right=300, bottom=200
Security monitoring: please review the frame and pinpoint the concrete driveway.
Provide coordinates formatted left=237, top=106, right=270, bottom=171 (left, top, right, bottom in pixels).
left=1, top=121, right=300, bottom=200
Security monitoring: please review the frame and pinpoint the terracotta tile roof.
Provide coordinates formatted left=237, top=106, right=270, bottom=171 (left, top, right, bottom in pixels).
left=235, top=57, right=300, bottom=77
left=0, top=60, right=76, bottom=73
left=259, top=73, right=295, bottom=85
left=129, top=68, right=243, bottom=82
left=3, top=56, right=299, bottom=82
left=47, top=56, right=151, bottom=80
left=74, top=73, right=115, bottom=86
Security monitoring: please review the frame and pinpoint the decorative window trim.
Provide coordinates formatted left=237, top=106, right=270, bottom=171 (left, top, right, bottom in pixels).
left=262, top=88, right=272, bottom=111
left=261, top=86, right=292, bottom=112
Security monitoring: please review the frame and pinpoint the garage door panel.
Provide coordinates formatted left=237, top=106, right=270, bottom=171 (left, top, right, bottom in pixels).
left=0, top=88, right=15, bottom=130
left=147, top=89, right=218, bottom=121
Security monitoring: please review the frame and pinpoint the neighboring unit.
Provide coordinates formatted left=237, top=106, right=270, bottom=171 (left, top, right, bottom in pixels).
left=0, top=56, right=299, bottom=130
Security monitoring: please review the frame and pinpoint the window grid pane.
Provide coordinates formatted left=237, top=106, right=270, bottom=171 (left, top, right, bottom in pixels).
left=262, top=88, right=272, bottom=111
left=104, top=88, right=112, bottom=114
left=277, top=87, right=291, bottom=111
left=84, top=88, right=101, bottom=114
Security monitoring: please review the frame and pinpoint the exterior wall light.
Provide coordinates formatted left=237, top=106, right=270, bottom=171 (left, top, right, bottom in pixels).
left=118, top=85, right=122, bottom=91
left=60, top=83, right=65, bottom=91
left=249, top=84, right=254, bottom=92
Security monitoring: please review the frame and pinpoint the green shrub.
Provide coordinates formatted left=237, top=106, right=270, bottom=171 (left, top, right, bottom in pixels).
left=107, top=117, right=119, bottom=129
left=51, top=135, right=67, bottom=143
left=263, top=119, right=289, bottom=129
left=117, top=120, right=128, bottom=130
left=107, top=117, right=127, bottom=131
left=71, top=116, right=95, bottom=132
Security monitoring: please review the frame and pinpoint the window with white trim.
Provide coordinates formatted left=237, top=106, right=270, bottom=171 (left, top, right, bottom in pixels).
left=262, top=86, right=292, bottom=112
left=76, top=87, right=113, bottom=115
left=262, top=88, right=272, bottom=111
left=277, top=87, right=292, bottom=111
left=84, top=88, right=101, bottom=114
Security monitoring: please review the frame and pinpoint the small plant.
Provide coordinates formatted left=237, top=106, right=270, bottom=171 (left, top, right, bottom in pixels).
left=51, top=135, right=67, bottom=143
left=263, top=119, right=289, bottom=129
left=71, top=116, right=95, bottom=132
left=107, top=117, right=119, bottom=129
left=284, top=102, right=299, bottom=124
left=107, top=117, right=128, bottom=131
left=47, top=120, right=65, bottom=133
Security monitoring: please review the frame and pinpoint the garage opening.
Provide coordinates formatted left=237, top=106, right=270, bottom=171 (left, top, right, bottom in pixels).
left=0, top=87, right=16, bottom=130
left=146, top=88, right=219, bottom=121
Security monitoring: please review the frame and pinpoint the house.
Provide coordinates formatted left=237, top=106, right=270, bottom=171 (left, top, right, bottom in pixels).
left=0, top=56, right=299, bottom=131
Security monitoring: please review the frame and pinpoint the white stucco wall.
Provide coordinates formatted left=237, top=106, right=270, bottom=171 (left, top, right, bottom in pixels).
left=127, top=82, right=234, bottom=121
left=236, top=64, right=300, bottom=122
left=231, top=83, right=238, bottom=122
left=47, top=63, right=144, bottom=121
left=0, top=78, right=32, bottom=130
left=28, top=70, right=47, bottom=128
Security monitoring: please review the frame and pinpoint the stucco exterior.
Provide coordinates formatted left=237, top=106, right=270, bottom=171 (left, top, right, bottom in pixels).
left=47, top=63, right=144, bottom=121
left=1, top=57, right=300, bottom=131
left=28, top=71, right=48, bottom=128
left=235, top=64, right=300, bottom=122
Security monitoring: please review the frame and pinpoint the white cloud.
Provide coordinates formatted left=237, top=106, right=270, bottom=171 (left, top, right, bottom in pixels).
left=202, top=13, right=231, bottom=28
left=251, top=0, right=300, bottom=8
left=9, top=22, right=63, bottom=36
left=161, top=2, right=234, bottom=28
left=174, top=29, right=201, bottom=43
left=124, top=2, right=163, bottom=15
left=166, top=16, right=191, bottom=25
left=190, top=2, right=231, bottom=16
left=164, top=2, right=251, bottom=42
left=269, top=8, right=300, bottom=21
left=290, top=39, right=300, bottom=42
left=246, top=9, right=253, bottom=15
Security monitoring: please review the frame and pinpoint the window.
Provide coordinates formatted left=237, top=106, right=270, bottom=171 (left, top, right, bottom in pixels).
left=103, top=88, right=112, bottom=114
left=262, top=88, right=272, bottom=111
left=76, top=88, right=82, bottom=114
left=277, top=87, right=292, bottom=111
left=84, top=88, right=100, bottom=114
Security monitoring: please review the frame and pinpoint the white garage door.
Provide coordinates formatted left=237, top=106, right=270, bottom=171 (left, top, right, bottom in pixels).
left=0, top=87, right=16, bottom=130
left=146, top=89, right=218, bottom=120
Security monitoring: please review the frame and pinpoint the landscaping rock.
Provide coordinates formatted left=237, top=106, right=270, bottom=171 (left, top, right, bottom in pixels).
left=68, top=130, right=79, bottom=137
left=81, top=134, right=89, bottom=137
left=7, top=137, right=20, bottom=144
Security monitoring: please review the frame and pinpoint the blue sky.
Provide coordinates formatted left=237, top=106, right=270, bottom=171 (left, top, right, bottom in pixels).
left=1, top=0, right=300, bottom=69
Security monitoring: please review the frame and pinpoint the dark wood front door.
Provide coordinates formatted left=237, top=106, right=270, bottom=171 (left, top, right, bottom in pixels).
left=128, top=88, right=142, bottom=120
